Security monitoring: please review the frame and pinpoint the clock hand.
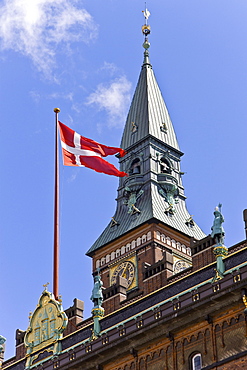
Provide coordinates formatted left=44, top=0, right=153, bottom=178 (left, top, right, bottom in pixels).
left=121, top=263, right=128, bottom=278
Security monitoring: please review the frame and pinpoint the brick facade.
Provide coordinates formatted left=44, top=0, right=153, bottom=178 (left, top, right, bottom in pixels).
left=4, top=243, right=247, bottom=370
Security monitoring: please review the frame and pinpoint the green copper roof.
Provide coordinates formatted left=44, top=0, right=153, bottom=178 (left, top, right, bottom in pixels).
left=120, top=50, right=180, bottom=152
left=86, top=49, right=205, bottom=256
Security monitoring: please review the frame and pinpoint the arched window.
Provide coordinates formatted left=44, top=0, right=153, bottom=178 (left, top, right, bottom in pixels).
left=96, top=260, right=100, bottom=268
left=130, top=158, right=141, bottom=175
left=182, top=244, right=187, bottom=253
left=161, top=234, right=166, bottom=243
left=106, top=254, right=110, bottom=263
left=191, top=353, right=202, bottom=370
left=171, top=239, right=176, bottom=248
left=160, top=157, right=171, bottom=174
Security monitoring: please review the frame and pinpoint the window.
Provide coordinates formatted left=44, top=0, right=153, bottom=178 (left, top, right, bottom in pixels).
left=191, top=353, right=202, bottom=370
left=106, top=254, right=110, bottom=263
left=130, top=158, right=141, bottom=175
left=182, top=244, right=187, bottom=253
left=96, top=260, right=100, bottom=268
left=161, top=234, right=166, bottom=243
left=160, top=157, right=171, bottom=174
left=171, top=239, right=176, bottom=248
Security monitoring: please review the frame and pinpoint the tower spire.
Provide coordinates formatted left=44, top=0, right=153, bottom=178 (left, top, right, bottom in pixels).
left=87, top=11, right=205, bottom=257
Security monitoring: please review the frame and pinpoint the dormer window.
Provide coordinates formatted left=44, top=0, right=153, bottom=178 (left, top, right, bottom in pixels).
left=130, top=158, right=141, bottom=175
left=160, top=157, right=171, bottom=174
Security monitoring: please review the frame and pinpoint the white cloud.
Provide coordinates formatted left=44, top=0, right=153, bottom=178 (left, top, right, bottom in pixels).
left=86, top=76, right=132, bottom=128
left=0, top=0, right=98, bottom=78
left=30, top=90, right=74, bottom=103
left=99, top=62, right=119, bottom=76
left=48, top=92, right=74, bottom=101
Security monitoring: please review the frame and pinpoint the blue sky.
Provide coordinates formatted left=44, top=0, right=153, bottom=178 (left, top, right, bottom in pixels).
left=1, top=0, right=247, bottom=360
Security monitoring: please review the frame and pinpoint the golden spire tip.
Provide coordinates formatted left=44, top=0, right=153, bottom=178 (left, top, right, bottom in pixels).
left=54, top=108, right=60, bottom=113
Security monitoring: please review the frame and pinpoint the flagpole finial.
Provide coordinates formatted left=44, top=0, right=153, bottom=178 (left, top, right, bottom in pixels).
left=54, top=108, right=60, bottom=113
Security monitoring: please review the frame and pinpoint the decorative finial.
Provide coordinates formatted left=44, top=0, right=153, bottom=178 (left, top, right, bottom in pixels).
left=54, top=108, right=60, bottom=113
left=142, top=5, right=151, bottom=49
left=28, top=311, right=32, bottom=322
left=58, top=295, right=62, bottom=304
left=43, top=282, right=49, bottom=291
left=141, top=5, right=151, bottom=66
left=142, top=6, right=151, bottom=24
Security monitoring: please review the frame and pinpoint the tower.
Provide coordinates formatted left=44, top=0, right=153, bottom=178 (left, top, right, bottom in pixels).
left=86, top=15, right=206, bottom=314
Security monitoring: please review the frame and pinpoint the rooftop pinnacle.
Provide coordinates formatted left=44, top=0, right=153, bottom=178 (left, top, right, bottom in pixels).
left=142, top=8, right=151, bottom=67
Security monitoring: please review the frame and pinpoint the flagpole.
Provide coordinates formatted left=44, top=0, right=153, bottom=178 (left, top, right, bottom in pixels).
left=53, top=108, right=60, bottom=301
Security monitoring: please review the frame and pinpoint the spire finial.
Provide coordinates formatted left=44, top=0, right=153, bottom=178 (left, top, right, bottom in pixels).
left=142, top=5, right=151, bottom=65
left=142, top=5, right=151, bottom=48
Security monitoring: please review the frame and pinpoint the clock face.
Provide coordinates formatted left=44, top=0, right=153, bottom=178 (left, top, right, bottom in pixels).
left=111, top=261, right=135, bottom=288
left=174, top=260, right=191, bottom=274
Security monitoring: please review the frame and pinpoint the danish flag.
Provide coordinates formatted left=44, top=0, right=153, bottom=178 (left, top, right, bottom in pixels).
left=58, top=121, right=128, bottom=177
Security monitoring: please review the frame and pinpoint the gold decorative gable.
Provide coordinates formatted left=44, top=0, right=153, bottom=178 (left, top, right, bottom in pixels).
left=24, top=288, right=68, bottom=368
